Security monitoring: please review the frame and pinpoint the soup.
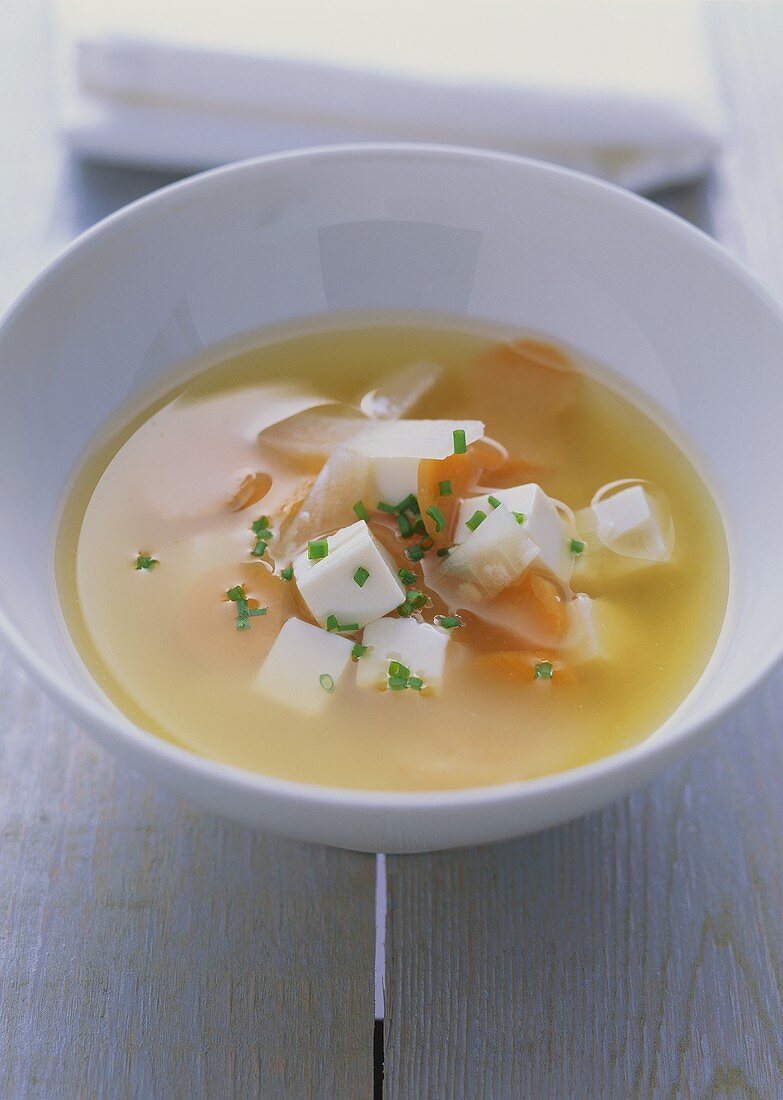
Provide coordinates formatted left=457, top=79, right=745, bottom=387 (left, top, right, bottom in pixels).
left=57, top=317, right=728, bottom=791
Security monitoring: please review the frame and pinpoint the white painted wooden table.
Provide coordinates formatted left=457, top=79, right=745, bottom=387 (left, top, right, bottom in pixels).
left=2, top=4, right=783, bottom=1097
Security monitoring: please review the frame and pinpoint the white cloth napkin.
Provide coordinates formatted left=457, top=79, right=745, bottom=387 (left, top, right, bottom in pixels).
left=57, top=0, right=722, bottom=192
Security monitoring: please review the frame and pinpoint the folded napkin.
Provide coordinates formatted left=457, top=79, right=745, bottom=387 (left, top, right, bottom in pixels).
left=57, top=0, right=722, bottom=192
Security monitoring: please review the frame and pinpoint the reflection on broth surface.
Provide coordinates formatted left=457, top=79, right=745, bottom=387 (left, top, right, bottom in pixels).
left=57, top=316, right=728, bottom=791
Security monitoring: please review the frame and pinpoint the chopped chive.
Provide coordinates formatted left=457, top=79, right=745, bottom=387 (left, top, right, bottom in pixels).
left=398, top=567, right=417, bottom=585
left=396, top=512, right=414, bottom=538
left=327, top=613, right=359, bottom=632
left=396, top=493, right=420, bottom=515
left=388, top=661, right=411, bottom=680
left=465, top=510, right=487, bottom=532
left=248, top=606, right=267, bottom=617
left=251, top=516, right=271, bottom=535
left=319, top=673, right=335, bottom=693
left=513, top=512, right=526, bottom=524
left=408, top=676, right=424, bottom=691
left=388, top=678, right=409, bottom=691
left=280, top=566, right=294, bottom=581
left=235, top=602, right=250, bottom=630
left=406, top=589, right=427, bottom=610
left=438, top=480, right=453, bottom=496
left=405, top=544, right=425, bottom=562
left=251, top=538, right=269, bottom=557
left=353, top=499, right=370, bottom=522
left=453, top=428, right=467, bottom=454
left=437, top=615, right=463, bottom=629
left=487, top=495, right=501, bottom=510
left=135, top=553, right=158, bottom=571
left=397, top=601, right=413, bottom=617
left=354, top=566, right=370, bottom=587
left=413, top=518, right=428, bottom=537
left=436, top=546, right=451, bottom=558
left=377, top=501, right=397, bottom=514
left=351, top=643, right=371, bottom=661
left=226, top=585, right=246, bottom=602
left=426, top=505, right=445, bottom=532
left=569, top=538, right=585, bottom=555
left=534, top=660, right=554, bottom=680
left=307, top=538, right=329, bottom=561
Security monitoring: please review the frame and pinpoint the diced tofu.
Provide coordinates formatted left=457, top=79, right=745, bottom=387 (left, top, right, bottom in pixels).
left=591, top=484, right=671, bottom=561
left=356, top=617, right=450, bottom=693
left=293, top=520, right=406, bottom=629
left=454, top=483, right=572, bottom=582
left=252, top=618, right=353, bottom=716
left=439, top=505, right=539, bottom=601
left=351, top=419, right=484, bottom=503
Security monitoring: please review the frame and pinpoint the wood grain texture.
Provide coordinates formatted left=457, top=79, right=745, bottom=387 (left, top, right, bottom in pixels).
left=384, top=5, right=783, bottom=1097
left=0, top=6, right=375, bottom=1099
left=0, top=650, right=376, bottom=1099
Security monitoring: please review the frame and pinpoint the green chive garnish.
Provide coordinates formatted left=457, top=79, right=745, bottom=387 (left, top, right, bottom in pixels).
left=251, top=538, right=269, bottom=557
left=408, top=676, right=424, bottom=691
left=487, top=495, right=501, bottom=509
left=405, top=544, right=425, bottom=562
left=388, top=661, right=411, bottom=680
left=398, top=568, right=417, bottom=584
left=251, top=517, right=271, bottom=535
left=438, top=480, right=453, bottom=496
left=453, top=428, right=467, bottom=455
left=465, top=510, right=486, bottom=532
left=377, top=501, right=397, bottom=514
left=354, top=566, right=370, bottom=587
left=396, top=493, right=419, bottom=515
left=413, top=519, right=428, bottom=537
left=534, top=661, right=554, bottom=680
left=406, top=589, right=427, bottom=609
left=319, top=673, right=335, bottom=693
left=351, top=643, right=371, bottom=661
left=327, top=614, right=359, bottom=632
left=513, top=512, right=526, bottom=524
left=397, top=512, right=414, bottom=538
left=388, top=677, right=408, bottom=691
left=308, top=538, right=329, bottom=561
left=280, top=566, right=294, bottom=581
left=397, top=602, right=412, bottom=617
left=570, top=538, right=585, bottom=555
left=248, top=607, right=267, bottom=617
left=437, top=615, right=463, bottom=629
left=353, top=499, right=369, bottom=521
left=226, top=585, right=245, bottom=602
left=135, top=553, right=158, bottom=571
left=426, top=505, right=445, bottom=532
left=436, top=547, right=451, bottom=558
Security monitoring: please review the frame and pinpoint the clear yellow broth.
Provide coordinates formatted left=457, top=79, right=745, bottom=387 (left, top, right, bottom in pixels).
left=57, top=316, right=729, bottom=791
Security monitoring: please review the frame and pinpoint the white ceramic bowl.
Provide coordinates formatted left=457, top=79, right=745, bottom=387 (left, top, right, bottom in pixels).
left=1, top=145, right=782, bottom=853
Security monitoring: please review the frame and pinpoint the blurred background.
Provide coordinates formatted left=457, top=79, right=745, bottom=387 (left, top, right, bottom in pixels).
left=1, top=0, right=730, bottom=314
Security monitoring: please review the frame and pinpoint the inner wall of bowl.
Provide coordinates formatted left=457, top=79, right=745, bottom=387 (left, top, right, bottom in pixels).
left=0, top=149, right=781, bottom=730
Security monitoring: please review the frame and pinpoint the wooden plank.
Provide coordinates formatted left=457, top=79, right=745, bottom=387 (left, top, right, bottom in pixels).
left=0, top=6, right=376, bottom=1098
left=0, top=646, right=376, bottom=1099
left=384, top=4, right=783, bottom=1096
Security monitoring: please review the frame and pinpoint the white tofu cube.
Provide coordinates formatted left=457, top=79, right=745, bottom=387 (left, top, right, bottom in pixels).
left=357, top=617, right=450, bottom=693
left=454, top=483, right=572, bottom=582
left=293, top=520, right=406, bottom=629
left=591, top=484, right=671, bottom=561
left=439, top=504, right=539, bottom=601
left=252, top=618, right=353, bottom=716
left=351, top=418, right=484, bottom=504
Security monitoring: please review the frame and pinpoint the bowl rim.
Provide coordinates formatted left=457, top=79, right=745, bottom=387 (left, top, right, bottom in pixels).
left=2, top=140, right=783, bottom=812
